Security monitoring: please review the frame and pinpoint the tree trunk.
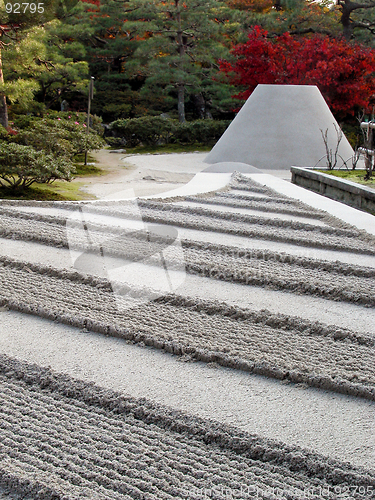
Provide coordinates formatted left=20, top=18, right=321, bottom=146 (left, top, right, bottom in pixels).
left=339, top=0, right=354, bottom=40
left=341, top=8, right=353, bottom=40
left=194, top=93, right=205, bottom=119
left=0, top=48, right=9, bottom=130
left=176, top=0, right=186, bottom=123
left=177, top=84, right=185, bottom=123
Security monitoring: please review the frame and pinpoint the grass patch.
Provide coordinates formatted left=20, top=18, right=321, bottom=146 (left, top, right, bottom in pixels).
left=72, top=153, right=103, bottom=177
left=317, top=169, right=375, bottom=189
left=73, top=162, right=103, bottom=177
left=0, top=185, right=69, bottom=201
left=33, top=180, right=96, bottom=201
left=0, top=178, right=96, bottom=202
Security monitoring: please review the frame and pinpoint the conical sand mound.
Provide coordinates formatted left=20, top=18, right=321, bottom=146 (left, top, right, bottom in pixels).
left=205, top=85, right=355, bottom=169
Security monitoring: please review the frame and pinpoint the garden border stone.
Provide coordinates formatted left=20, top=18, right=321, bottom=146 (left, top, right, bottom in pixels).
left=291, top=166, right=375, bottom=214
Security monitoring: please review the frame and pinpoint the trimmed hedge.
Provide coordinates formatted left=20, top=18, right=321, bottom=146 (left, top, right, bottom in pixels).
left=109, top=117, right=231, bottom=147
left=172, top=120, right=231, bottom=145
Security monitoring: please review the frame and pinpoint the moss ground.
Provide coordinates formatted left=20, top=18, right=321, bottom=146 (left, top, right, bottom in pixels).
left=318, top=169, right=375, bottom=189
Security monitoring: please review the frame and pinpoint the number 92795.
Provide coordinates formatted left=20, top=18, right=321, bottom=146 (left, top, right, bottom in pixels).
left=5, top=3, right=44, bottom=13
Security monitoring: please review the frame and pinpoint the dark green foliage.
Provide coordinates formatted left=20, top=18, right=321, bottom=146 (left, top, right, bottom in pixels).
left=0, top=126, right=9, bottom=142
left=12, top=117, right=105, bottom=157
left=105, top=137, right=126, bottom=148
left=0, top=142, right=75, bottom=191
left=109, top=116, right=178, bottom=147
left=109, top=117, right=231, bottom=146
left=172, top=120, right=231, bottom=144
left=12, top=115, right=36, bottom=130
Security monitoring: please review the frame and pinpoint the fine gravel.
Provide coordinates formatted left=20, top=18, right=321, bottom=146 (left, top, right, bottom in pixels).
left=0, top=257, right=374, bottom=401
left=1, top=309, right=374, bottom=471
left=1, top=237, right=375, bottom=335
left=186, top=193, right=330, bottom=219
left=0, top=210, right=374, bottom=306
left=0, top=354, right=374, bottom=500
left=1, top=172, right=375, bottom=498
left=176, top=200, right=330, bottom=226
left=1, top=198, right=374, bottom=255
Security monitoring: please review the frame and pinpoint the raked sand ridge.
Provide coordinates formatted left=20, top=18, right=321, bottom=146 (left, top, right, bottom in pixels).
left=0, top=152, right=374, bottom=499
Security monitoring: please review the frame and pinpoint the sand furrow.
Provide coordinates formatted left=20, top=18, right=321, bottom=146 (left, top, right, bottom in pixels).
left=2, top=237, right=374, bottom=335
left=2, top=211, right=374, bottom=306
left=181, top=244, right=375, bottom=306
left=0, top=355, right=373, bottom=500
left=0, top=162, right=375, bottom=500
left=0, top=259, right=374, bottom=400
left=0, top=201, right=348, bottom=236
left=138, top=200, right=338, bottom=232
left=176, top=200, right=329, bottom=226
left=1, top=202, right=375, bottom=257
left=86, top=202, right=375, bottom=254
left=229, top=176, right=293, bottom=196
left=194, top=192, right=323, bottom=216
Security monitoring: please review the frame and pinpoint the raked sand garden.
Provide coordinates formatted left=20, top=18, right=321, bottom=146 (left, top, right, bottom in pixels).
left=0, top=151, right=374, bottom=499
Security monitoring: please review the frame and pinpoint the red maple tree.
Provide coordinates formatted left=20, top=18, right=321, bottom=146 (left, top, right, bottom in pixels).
left=220, top=26, right=375, bottom=117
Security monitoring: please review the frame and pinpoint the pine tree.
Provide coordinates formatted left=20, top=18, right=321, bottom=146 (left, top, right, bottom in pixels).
left=122, top=0, right=240, bottom=122
left=0, top=0, right=65, bottom=126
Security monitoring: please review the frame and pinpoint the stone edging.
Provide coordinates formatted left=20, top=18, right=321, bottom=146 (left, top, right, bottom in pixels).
left=291, top=167, right=375, bottom=214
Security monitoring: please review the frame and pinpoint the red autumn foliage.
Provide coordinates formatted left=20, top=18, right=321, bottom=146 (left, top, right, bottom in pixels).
left=220, top=26, right=375, bottom=117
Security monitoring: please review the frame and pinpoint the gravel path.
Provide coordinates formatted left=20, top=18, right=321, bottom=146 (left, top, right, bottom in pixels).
left=1, top=310, right=374, bottom=471
left=1, top=237, right=374, bottom=335
left=1, top=172, right=375, bottom=498
left=0, top=257, right=374, bottom=400
left=0, top=354, right=374, bottom=500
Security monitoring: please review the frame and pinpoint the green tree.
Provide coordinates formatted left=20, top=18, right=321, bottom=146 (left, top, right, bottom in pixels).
left=0, top=20, right=90, bottom=117
left=227, top=0, right=341, bottom=37
left=13, top=117, right=105, bottom=157
left=122, top=0, right=241, bottom=122
left=75, top=0, right=141, bottom=120
left=34, top=21, right=90, bottom=109
left=0, top=0, right=62, bottom=126
left=0, top=142, right=74, bottom=191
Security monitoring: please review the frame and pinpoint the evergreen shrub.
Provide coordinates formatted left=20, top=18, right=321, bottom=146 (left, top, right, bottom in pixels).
left=109, top=116, right=177, bottom=147
left=109, top=117, right=231, bottom=146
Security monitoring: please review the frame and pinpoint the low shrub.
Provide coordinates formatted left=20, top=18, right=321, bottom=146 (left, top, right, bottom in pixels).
left=109, top=116, right=231, bottom=147
left=172, top=120, right=230, bottom=145
left=12, top=118, right=105, bottom=158
left=12, top=111, right=104, bottom=135
left=105, top=137, right=127, bottom=148
left=12, top=115, right=36, bottom=130
left=109, top=116, right=178, bottom=147
left=0, top=125, right=9, bottom=142
left=0, top=142, right=75, bottom=191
